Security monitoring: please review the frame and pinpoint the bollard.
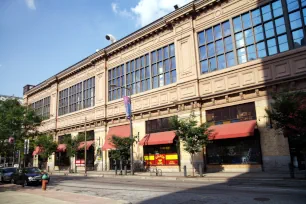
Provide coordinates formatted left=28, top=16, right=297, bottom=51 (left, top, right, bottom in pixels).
left=124, top=165, right=127, bottom=175
left=184, top=165, right=187, bottom=177
left=47, top=166, right=50, bottom=173
left=115, top=166, right=118, bottom=175
left=199, top=164, right=203, bottom=177
left=288, top=163, right=295, bottom=178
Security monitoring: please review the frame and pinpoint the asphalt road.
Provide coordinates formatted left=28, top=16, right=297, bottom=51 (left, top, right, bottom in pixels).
left=44, top=175, right=306, bottom=204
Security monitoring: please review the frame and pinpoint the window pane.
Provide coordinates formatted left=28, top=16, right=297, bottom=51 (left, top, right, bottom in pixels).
left=153, top=76, right=158, bottom=88
left=217, top=55, right=226, bottom=70
left=242, top=13, right=251, bottom=29
left=165, top=72, right=170, bottom=85
left=222, top=21, right=231, bottom=36
left=224, top=36, right=233, bottom=52
left=207, top=43, right=215, bottom=57
left=267, top=38, right=277, bottom=55
left=146, top=54, right=149, bottom=66
left=292, top=29, right=305, bottom=47
left=151, top=51, right=156, bottom=63
left=302, top=0, right=306, bottom=6
left=278, top=34, right=289, bottom=52
left=164, top=46, right=169, bottom=59
left=158, top=49, right=163, bottom=61
left=206, top=28, right=213, bottom=43
left=164, top=59, right=170, bottom=72
left=257, top=42, right=267, bottom=58
left=170, top=44, right=175, bottom=57
left=226, top=52, right=235, bottom=67
left=215, top=40, right=224, bottom=55
left=252, top=9, right=262, bottom=25
left=237, top=48, right=247, bottom=64
left=209, top=57, right=217, bottom=72
left=141, top=56, right=144, bottom=67
left=147, top=79, right=151, bottom=90
left=214, top=25, right=222, bottom=40
left=272, top=0, right=283, bottom=17
left=159, top=75, right=164, bottom=87
left=262, top=5, right=272, bottom=22
left=201, top=60, right=208, bottom=73
left=235, top=32, right=245, bottom=48
left=264, top=21, right=275, bottom=38
left=141, top=68, right=145, bottom=79
left=145, top=66, right=150, bottom=78
left=304, top=8, right=306, bottom=24
left=171, top=57, right=176, bottom=69
left=233, top=17, right=242, bottom=32
left=247, top=45, right=257, bottom=61
left=254, top=25, right=264, bottom=42
left=136, top=70, right=140, bottom=81
left=275, top=17, right=286, bottom=34
left=244, top=29, right=254, bottom=45
left=286, top=0, right=299, bottom=12
left=171, top=70, right=176, bottom=83
left=199, top=45, right=207, bottom=60
left=198, top=31, right=205, bottom=45
left=158, top=62, right=163, bottom=74
left=289, top=11, right=302, bottom=30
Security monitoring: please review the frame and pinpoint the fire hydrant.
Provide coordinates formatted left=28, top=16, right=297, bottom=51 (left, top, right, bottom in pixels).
left=41, top=173, right=49, bottom=191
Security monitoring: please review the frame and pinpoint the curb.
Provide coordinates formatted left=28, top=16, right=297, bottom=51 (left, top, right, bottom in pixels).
left=49, top=172, right=306, bottom=183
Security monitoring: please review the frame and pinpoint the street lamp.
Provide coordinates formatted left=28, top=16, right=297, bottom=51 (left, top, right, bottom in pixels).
left=110, top=84, right=134, bottom=175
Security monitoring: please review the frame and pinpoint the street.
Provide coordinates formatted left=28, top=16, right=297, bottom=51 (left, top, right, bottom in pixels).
left=1, top=175, right=305, bottom=204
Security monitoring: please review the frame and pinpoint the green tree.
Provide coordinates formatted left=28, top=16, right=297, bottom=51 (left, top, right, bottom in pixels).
left=63, top=133, right=85, bottom=158
left=171, top=111, right=212, bottom=176
left=266, top=91, right=306, bottom=175
left=0, top=99, right=41, bottom=162
left=109, top=135, right=135, bottom=173
left=34, top=134, right=57, bottom=162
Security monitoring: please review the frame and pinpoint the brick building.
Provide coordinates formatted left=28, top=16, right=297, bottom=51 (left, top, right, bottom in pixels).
left=23, top=0, right=306, bottom=172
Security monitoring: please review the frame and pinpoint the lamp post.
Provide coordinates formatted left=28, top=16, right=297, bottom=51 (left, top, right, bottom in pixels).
left=84, top=117, right=87, bottom=174
left=110, top=84, right=134, bottom=175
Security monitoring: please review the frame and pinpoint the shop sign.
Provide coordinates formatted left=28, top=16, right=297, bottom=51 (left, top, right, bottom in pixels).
left=155, top=154, right=166, bottom=166
left=75, top=159, right=85, bottom=166
left=144, top=154, right=178, bottom=166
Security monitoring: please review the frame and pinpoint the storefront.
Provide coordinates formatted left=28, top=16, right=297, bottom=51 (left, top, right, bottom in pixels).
left=102, top=124, right=131, bottom=170
left=55, top=135, right=70, bottom=169
left=75, top=131, right=95, bottom=170
left=206, top=102, right=262, bottom=172
left=140, top=117, right=179, bottom=168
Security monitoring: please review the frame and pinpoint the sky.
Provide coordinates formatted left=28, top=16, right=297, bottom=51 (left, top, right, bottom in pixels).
left=0, top=0, right=191, bottom=97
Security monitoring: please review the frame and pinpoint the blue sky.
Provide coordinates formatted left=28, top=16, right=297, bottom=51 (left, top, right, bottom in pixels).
left=0, top=0, right=191, bottom=97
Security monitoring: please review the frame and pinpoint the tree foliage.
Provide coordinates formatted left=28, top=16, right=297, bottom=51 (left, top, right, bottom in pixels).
left=171, top=111, right=211, bottom=155
left=34, top=134, right=57, bottom=160
left=266, top=91, right=306, bottom=152
left=109, top=136, right=135, bottom=162
left=0, top=99, right=42, bottom=157
left=63, top=133, right=86, bottom=158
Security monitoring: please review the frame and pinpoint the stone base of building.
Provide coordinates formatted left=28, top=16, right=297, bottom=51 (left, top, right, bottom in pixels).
left=262, top=156, right=290, bottom=172
left=206, top=164, right=262, bottom=173
left=147, top=165, right=180, bottom=173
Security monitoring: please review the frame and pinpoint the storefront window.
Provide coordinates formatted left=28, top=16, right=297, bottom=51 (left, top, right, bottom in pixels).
left=206, top=135, right=261, bottom=164
left=145, top=117, right=174, bottom=134
left=143, top=144, right=179, bottom=166
left=206, top=102, right=256, bottom=125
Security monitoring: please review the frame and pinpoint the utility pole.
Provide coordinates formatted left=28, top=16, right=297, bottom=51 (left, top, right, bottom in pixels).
left=84, top=117, right=87, bottom=174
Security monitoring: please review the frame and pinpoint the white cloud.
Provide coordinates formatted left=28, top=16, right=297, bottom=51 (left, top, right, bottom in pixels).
left=25, top=0, right=36, bottom=10
left=111, top=2, right=134, bottom=19
left=131, top=0, right=192, bottom=27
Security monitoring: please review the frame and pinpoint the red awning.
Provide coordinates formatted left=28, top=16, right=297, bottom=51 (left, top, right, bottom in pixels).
left=57, top=144, right=67, bottom=152
left=139, top=131, right=176, bottom=146
left=32, top=146, right=43, bottom=156
left=208, top=120, right=257, bottom=140
left=78, top=140, right=94, bottom=150
left=102, top=125, right=130, bottom=150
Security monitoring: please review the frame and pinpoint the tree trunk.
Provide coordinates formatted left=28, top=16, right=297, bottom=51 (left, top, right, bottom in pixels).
left=191, top=153, right=195, bottom=177
left=304, top=153, right=306, bottom=179
left=120, top=159, right=123, bottom=175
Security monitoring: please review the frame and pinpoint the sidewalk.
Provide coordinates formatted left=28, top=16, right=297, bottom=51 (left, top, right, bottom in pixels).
left=0, top=184, right=128, bottom=204
left=49, top=170, right=306, bottom=183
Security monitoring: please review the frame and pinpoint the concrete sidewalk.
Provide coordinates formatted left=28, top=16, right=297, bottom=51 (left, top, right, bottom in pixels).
left=49, top=170, right=306, bottom=183
left=0, top=184, right=129, bottom=204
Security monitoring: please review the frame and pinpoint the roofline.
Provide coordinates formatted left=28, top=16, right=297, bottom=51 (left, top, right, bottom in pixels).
left=25, top=0, right=217, bottom=96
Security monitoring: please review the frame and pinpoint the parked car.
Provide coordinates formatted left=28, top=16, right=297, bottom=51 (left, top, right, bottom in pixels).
left=0, top=167, right=17, bottom=183
left=11, top=167, right=50, bottom=186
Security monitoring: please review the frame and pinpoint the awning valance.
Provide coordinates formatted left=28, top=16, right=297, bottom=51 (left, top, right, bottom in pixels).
left=32, top=146, right=43, bottom=156
left=57, top=144, right=67, bottom=152
left=208, top=120, right=257, bottom=140
left=102, top=125, right=130, bottom=150
left=78, top=140, right=94, bottom=150
left=139, top=131, right=176, bottom=146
